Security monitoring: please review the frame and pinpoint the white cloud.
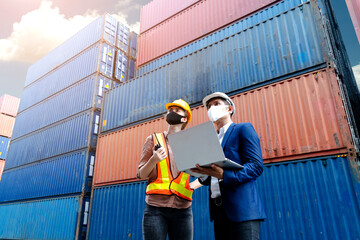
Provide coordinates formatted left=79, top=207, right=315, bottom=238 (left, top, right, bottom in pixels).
left=353, top=64, right=360, bottom=89
left=0, top=0, right=138, bottom=63
left=114, top=0, right=141, bottom=33
left=0, top=0, right=98, bottom=63
left=115, top=0, right=142, bottom=12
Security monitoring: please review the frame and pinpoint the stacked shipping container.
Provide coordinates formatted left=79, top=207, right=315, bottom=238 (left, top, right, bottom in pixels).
left=92, top=69, right=354, bottom=185
left=88, top=155, right=360, bottom=239
left=345, top=0, right=360, bottom=44
left=126, top=32, right=138, bottom=81
left=0, top=14, right=137, bottom=240
left=87, top=0, right=360, bottom=239
left=0, top=94, right=20, bottom=180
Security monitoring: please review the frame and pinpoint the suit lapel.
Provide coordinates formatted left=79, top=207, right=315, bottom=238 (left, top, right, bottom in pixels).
left=221, top=123, right=235, bottom=148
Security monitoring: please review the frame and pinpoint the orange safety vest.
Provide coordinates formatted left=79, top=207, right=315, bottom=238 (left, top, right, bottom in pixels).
left=146, top=133, right=193, bottom=201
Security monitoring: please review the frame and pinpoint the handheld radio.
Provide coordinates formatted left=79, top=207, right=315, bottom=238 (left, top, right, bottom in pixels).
left=154, top=132, right=162, bottom=151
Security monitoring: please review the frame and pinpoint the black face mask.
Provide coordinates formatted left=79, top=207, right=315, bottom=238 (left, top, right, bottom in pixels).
left=166, top=111, right=185, bottom=125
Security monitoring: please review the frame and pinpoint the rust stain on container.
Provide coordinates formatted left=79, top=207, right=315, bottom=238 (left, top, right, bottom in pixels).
left=93, top=68, right=353, bottom=186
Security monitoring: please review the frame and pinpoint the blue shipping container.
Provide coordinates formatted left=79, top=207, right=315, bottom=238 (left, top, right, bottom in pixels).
left=5, top=109, right=100, bottom=170
left=128, top=31, right=138, bottom=60
left=0, top=136, right=10, bottom=160
left=126, top=59, right=136, bottom=81
left=136, top=0, right=309, bottom=76
left=87, top=181, right=214, bottom=240
left=25, top=14, right=118, bottom=88
left=0, top=150, right=94, bottom=203
left=87, top=156, right=360, bottom=240
left=116, top=22, right=130, bottom=53
left=0, top=195, right=90, bottom=240
left=115, top=49, right=128, bottom=82
left=258, top=156, right=360, bottom=239
left=13, top=74, right=117, bottom=140
left=19, top=42, right=119, bottom=113
left=101, top=1, right=328, bottom=133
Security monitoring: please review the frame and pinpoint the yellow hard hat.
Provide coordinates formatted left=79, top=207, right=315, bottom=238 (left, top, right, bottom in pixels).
left=165, top=99, right=192, bottom=123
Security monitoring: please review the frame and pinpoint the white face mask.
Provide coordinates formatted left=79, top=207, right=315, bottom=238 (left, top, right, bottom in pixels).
left=207, top=105, right=228, bottom=122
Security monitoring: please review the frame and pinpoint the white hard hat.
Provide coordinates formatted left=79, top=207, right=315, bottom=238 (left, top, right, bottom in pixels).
left=202, top=92, right=235, bottom=116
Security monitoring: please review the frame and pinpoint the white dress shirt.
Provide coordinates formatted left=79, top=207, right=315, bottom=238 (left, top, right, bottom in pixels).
left=210, top=121, right=233, bottom=199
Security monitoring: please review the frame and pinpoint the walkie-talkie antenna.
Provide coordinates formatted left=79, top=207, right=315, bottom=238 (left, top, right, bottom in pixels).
left=154, top=132, right=162, bottom=150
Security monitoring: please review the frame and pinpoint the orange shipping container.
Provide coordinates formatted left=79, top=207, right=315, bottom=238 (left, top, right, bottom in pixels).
left=0, top=95, right=20, bottom=117
left=137, top=0, right=281, bottom=67
left=0, top=114, right=16, bottom=138
left=0, top=160, right=5, bottom=181
left=93, top=68, right=354, bottom=186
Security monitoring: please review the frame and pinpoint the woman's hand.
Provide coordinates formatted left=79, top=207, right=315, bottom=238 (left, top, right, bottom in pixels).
left=152, top=147, right=167, bottom=163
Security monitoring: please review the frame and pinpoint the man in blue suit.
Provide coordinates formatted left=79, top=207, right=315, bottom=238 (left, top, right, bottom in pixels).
left=192, top=92, right=266, bottom=240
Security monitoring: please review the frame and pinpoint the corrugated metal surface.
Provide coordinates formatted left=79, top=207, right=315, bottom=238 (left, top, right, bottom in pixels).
left=0, top=150, right=94, bottom=203
left=102, top=1, right=328, bottom=133
left=115, top=49, right=128, bottom=82
left=137, top=0, right=286, bottom=67
left=5, top=110, right=100, bottom=170
left=230, top=69, right=353, bottom=162
left=12, top=74, right=116, bottom=140
left=140, top=0, right=200, bottom=33
left=318, top=0, right=360, bottom=147
left=90, top=156, right=360, bottom=240
left=116, top=22, right=129, bottom=53
left=0, top=114, right=15, bottom=138
left=345, top=0, right=360, bottom=44
left=0, top=136, right=10, bottom=160
left=258, top=156, right=360, bottom=239
left=25, top=14, right=117, bottom=87
left=87, top=181, right=214, bottom=240
left=0, top=160, right=4, bottom=181
left=89, top=156, right=360, bottom=240
left=0, top=196, right=85, bottom=240
left=137, top=0, right=309, bottom=76
left=0, top=94, right=20, bottom=117
left=94, top=68, right=353, bottom=185
left=19, top=42, right=118, bottom=113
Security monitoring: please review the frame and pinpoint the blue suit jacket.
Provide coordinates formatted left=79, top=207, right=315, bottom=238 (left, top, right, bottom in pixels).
left=200, top=122, right=266, bottom=222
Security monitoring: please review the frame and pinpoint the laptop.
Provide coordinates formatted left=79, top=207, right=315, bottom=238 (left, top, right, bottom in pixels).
left=168, top=121, right=243, bottom=178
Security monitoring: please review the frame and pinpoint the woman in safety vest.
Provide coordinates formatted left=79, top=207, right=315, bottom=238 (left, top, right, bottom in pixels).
left=137, top=99, right=202, bottom=240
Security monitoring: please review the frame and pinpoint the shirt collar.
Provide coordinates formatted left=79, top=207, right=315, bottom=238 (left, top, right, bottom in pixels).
left=218, top=121, right=233, bottom=135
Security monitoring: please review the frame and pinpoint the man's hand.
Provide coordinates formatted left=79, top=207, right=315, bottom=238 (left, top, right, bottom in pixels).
left=191, top=164, right=224, bottom=179
left=152, top=147, right=167, bottom=163
left=189, top=179, right=203, bottom=190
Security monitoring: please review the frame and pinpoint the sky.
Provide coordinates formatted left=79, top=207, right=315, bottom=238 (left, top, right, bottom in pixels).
left=0, top=0, right=359, bottom=98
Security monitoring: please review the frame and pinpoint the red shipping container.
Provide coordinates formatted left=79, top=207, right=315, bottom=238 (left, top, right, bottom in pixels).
left=140, top=0, right=200, bottom=33
left=0, top=114, right=16, bottom=138
left=345, top=0, right=360, bottom=44
left=0, top=95, right=20, bottom=117
left=137, top=0, right=280, bottom=67
left=93, top=68, right=354, bottom=186
left=0, top=160, right=5, bottom=181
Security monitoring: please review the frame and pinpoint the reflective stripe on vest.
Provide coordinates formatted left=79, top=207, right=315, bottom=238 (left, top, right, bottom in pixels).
left=146, top=133, right=193, bottom=201
left=170, top=172, right=193, bottom=201
left=146, top=133, right=172, bottom=195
